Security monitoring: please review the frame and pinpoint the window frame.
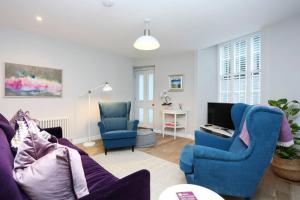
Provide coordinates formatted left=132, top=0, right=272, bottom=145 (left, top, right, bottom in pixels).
left=218, top=33, right=261, bottom=104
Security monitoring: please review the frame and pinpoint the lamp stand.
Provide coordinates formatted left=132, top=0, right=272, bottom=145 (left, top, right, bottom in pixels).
left=83, top=91, right=95, bottom=147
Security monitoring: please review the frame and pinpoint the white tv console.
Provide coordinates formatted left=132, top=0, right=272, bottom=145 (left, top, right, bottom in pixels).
left=200, top=124, right=234, bottom=137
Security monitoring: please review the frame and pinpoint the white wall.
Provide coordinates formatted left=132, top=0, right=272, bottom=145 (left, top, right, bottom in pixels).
left=0, top=28, right=133, bottom=142
left=133, top=52, right=196, bottom=136
left=262, top=14, right=300, bottom=123
left=195, top=46, right=219, bottom=126
left=262, top=15, right=300, bottom=103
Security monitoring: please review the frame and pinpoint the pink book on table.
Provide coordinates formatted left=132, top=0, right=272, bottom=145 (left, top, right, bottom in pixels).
left=176, top=191, right=197, bottom=200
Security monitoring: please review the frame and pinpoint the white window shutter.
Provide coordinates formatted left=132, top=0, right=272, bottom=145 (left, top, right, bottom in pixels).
left=219, top=33, right=261, bottom=104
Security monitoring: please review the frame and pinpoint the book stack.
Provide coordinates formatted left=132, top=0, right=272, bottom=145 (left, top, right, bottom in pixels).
left=165, top=122, right=180, bottom=127
left=176, top=191, right=197, bottom=200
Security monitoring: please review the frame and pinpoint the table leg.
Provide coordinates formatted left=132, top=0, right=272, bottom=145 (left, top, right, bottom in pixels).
left=174, top=114, right=177, bottom=140
left=162, top=112, right=165, bottom=138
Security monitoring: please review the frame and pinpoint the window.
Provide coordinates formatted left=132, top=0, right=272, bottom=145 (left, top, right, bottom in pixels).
left=219, top=34, right=261, bottom=104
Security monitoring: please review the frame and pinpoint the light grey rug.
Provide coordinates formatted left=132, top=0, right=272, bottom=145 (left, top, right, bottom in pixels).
left=92, top=150, right=186, bottom=200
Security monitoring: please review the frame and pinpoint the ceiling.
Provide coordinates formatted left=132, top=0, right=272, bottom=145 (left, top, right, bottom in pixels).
left=0, top=0, right=300, bottom=58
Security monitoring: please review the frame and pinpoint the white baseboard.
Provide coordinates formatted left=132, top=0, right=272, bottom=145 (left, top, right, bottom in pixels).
left=72, top=129, right=195, bottom=145
left=72, top=135, right=101, bottom=144
left=153, top=129, right=194, bottom=140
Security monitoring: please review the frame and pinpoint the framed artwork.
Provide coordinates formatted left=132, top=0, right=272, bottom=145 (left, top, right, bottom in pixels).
left=5, top=63, right=63, bottom=97
left=169, top=74, right=184, bottom=92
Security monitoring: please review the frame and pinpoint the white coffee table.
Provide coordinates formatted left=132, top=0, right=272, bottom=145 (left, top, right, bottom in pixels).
left=159, top=184, right=224, bottom=200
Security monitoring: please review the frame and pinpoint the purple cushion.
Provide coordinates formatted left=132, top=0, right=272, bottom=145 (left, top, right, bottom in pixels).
left=58, top=138, right=88, bottom=155
left=81, top=155, right=118, bottom=193
left=0, top=130, right=29, bottom=200
left=13, top=132, right=89, bottom=200
left=0, top=113, right=10, bottom=124
left=0, top=121, right=15, bottom=142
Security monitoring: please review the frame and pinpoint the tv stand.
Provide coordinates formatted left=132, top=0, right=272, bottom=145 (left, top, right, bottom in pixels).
left=200, top=124, right=234, bottom=137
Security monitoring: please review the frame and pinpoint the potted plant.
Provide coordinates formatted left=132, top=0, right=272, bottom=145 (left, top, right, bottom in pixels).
left=268, top=98, right=300, bottom=181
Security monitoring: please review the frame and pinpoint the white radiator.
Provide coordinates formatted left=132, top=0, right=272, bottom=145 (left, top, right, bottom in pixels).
left=38, top=117, right=69, bottom=139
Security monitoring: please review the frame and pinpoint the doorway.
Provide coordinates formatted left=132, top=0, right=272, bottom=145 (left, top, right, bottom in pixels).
left=133, top=66, right=155, bottom=129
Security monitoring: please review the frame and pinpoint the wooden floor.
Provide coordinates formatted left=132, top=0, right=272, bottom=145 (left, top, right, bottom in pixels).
left=77, top=133, right=300, bottom=200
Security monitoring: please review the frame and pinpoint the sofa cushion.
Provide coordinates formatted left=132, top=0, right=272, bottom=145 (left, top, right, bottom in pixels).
left=58, top=138, right=88, bottom=155
left=179, top=145, right=194, bottom=174
left=81, top=155, right=118, bottom=193
left=0, top=121, right=15, bottom=142
left=0, top=130, right=29, bottom=200
left=13, top=132, right=89, bottom=200
left=102, top=130, right=137, bottom=140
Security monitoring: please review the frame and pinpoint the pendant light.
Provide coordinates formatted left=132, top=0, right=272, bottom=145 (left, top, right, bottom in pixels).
left=133, top=19, right=160, bottom=50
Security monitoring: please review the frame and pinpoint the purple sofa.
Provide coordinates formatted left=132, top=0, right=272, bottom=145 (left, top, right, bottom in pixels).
left=0, top=113, right=150, bottom=200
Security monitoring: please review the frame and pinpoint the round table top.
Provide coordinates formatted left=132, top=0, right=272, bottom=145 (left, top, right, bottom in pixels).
left=159, top=184, right=224, bottom=200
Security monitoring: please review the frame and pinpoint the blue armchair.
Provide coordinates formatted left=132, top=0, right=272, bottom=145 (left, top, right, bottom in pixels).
left=179, top=103, right=283, bottom=199
left=98, top=102, right=139, bottom=155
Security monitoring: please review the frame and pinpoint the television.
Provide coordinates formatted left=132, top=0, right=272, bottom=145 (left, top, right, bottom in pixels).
left=207, top=102, right=234, bottom=130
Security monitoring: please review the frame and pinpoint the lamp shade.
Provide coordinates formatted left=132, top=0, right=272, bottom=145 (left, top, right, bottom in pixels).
left=133, top=35, right=160, bottom=50
left=102, top=82, right=113, bottom=92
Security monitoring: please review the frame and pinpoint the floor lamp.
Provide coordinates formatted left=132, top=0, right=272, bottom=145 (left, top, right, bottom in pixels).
left=83, top=82, right=112, bottom=147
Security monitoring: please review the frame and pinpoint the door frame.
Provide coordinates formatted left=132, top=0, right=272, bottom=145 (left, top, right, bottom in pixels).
left=132, top=65, right=155, bottom=128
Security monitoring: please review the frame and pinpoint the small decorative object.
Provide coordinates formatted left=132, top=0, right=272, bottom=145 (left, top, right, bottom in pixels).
left=176, top=191, right=197, bottom=200
left=5, top=63, right=62, bottom=97
left=268, top=98, right=300, bottom=181
left=160, top=90, right=172, bottom=105
left=169, top=74, right=183, bottom=92
left=178, top=103, right=183, bottom=110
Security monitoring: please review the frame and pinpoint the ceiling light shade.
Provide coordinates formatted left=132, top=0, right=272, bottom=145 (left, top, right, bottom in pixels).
left=102, top=82, right=113, bottom=92
left=134, top=19, right=160, bottom=51
left=102, top=0, right=114, bottom=7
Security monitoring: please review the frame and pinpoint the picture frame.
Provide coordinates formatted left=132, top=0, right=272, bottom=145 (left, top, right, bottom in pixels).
left=4, top=63, right=63, bottom=97
left=169, top=74, right=184, bottom=92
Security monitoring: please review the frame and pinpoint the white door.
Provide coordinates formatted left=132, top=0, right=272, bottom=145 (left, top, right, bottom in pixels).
left=134, top=67, right=155, bottom=129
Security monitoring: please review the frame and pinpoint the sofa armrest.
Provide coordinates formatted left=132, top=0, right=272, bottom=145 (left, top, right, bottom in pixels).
left=97, top=122, right=106, bottom=134
left=41, top=127, right=63, bottom=138
left=127, top=120, right=139, bottom=131
left=193, top=145, right=247, bottom=162
left=195, top=130, right=232, bottom=150
left=80, top=169, right=150, bottom=200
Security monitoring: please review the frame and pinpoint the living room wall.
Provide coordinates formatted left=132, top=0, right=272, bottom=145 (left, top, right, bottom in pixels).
left=133, top=52, right=197, bottom=137
left=0, top=28, right=133, bottom=142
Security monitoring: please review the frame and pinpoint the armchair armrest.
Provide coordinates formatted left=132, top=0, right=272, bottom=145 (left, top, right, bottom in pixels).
left=79, top=169, right=150, bottom=200
left=97, top=122, right=106, bottom=134
left=41, top=127, right=63, bottom=138
left=195, top=130, right=232, bottom=150
left=193, top=145, right=247, bottom=162
left=127, top=120, right=139, bottom=131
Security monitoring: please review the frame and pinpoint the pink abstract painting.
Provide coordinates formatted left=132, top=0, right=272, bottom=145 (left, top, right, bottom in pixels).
left=5, top=63, right=62, bottom=97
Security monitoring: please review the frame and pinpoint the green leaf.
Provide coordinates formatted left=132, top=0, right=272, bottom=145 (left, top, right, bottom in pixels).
left=295, top=139, right=300, bottom=145
left=268, top=100, right=278, bottom=107
left=291, top=100, right=300, bottom=104
left=290, top=108, right=300, bottom=116
left=278, top=98, right=288, bottom=105
left=276, top=147, right=297, bottom=159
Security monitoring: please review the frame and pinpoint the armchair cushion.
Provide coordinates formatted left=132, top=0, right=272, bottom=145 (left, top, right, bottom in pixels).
left=127, top=120, right=139, bottom=131
left=193, top=145, right=248, bottom=162
left=179, top=145, right=194, bottom=174
left=101, top=130, right=137, bottom=140
left=103, top=118, right=128, bottom=132
left=195, top=130, right=232, bottom=150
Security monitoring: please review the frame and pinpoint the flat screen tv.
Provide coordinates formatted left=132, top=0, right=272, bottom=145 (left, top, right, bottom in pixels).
left=207, top=102, right=234, bottom=130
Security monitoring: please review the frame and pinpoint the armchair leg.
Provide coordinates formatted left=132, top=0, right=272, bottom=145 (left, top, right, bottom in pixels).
left=132, top=146, right=135, bottom=152
left=105, top=148, right=107, bottom=155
